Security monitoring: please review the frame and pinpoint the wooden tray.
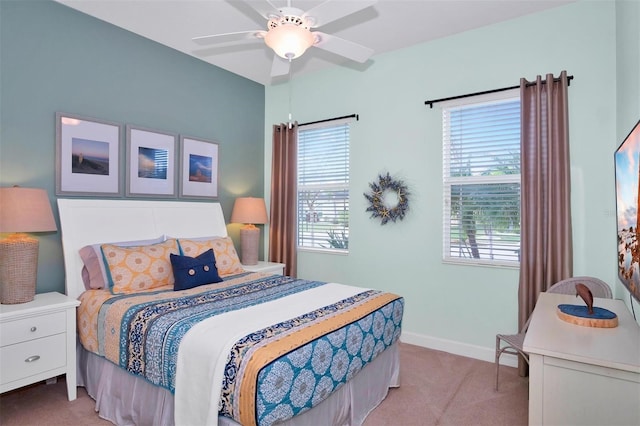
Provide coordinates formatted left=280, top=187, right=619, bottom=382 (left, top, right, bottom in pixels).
left=556, top=304, right=618, bottom=328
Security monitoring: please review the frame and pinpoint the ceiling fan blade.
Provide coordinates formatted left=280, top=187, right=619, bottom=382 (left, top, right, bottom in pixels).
left=244, top=0, right=281, bottom=20
left=271, top=55, right=290, bottom=77
left=192, top=30, right=265, bottom=46
left=312, top=32, right=374, bottom=63
left=303, top=0, right=377, bottom=28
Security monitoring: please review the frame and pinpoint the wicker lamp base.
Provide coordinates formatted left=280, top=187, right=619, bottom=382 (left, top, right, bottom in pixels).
left=239, top=226, right=260, bottom=265
left=0, top=234, right=38, bottom=304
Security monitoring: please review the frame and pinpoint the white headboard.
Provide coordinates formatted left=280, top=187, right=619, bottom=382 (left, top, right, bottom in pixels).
left=57, top=199, right=228, bottom=299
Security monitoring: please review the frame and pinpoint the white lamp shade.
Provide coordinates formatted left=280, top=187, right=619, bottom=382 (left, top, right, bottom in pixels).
left=264, top=24, right=314, bottom=59
left=231, top=197, right=268, bottom=225
left=0, top=187, right=57, bottom=233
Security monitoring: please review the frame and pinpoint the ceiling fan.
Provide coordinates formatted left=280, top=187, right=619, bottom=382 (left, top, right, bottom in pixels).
left=192, top=0, right=377, bottom=78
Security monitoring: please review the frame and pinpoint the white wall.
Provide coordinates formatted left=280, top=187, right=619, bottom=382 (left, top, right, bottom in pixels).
left=265, top=0, right=629, bottom=362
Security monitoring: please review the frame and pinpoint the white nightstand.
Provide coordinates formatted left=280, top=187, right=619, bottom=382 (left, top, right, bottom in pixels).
left=0, top=292, right=80, bottom=400
left=242, top=261, right=286, bottom=275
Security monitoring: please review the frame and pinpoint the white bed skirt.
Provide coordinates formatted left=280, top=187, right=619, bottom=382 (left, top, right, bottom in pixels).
left=77, top=342, right=400, bottom=426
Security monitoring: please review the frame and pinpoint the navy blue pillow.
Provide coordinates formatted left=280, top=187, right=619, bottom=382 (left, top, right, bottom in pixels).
left=170, top=249, right=222, bottom=291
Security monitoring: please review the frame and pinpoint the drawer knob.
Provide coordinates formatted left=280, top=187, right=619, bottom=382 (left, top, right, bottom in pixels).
left=25, top=355, right=40, bottom=363
left=30, top=326, right=37, bottom=332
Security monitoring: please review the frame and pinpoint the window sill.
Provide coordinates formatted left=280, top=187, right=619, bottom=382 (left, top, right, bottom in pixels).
left=298, top=247, right=348, bottom=256
left=442, top=258, right=519, bottom=270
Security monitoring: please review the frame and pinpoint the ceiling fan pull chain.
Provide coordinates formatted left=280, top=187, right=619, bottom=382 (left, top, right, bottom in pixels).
left=288, top=57, right=293, bottom=129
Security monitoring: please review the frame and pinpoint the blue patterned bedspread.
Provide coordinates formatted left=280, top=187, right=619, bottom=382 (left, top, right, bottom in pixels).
left=81, top=272, right=404, bottom=426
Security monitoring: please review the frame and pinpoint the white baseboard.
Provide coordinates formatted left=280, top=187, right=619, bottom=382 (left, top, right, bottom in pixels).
left=400, top=331, right=519, bottom=368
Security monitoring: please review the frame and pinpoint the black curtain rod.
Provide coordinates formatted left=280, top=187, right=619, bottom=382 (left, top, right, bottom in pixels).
left=424, top=75, right=574, bottom=108
left=299, top=114, right=358, bottom=127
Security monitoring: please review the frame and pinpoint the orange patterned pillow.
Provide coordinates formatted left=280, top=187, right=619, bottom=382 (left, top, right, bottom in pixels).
left=101, top=239, right=179, bottom=294
left=177, top=236, right=243, bottom=277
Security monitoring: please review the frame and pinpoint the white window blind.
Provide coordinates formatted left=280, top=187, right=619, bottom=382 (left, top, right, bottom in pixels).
left=442, top=93, right=521, bottom=266
left=297, top=122, right=350, bottom=252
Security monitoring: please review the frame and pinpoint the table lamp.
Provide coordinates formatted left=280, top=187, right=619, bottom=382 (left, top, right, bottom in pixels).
left=0, top=187, right=57, bottom=304
left=230, top=197, right=268, bottom=265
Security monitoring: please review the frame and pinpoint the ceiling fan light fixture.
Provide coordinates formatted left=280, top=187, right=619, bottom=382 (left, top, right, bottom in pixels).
left=264, top=24, right=314, bottom=60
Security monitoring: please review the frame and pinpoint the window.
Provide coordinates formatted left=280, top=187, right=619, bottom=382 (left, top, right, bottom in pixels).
left=442, top=91, right=521, bottom=266
left=297, top=121, right=350, bottom=252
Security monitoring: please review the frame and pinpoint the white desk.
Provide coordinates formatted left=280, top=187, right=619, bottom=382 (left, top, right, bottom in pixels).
left=523, top=293, right=640, bottom=425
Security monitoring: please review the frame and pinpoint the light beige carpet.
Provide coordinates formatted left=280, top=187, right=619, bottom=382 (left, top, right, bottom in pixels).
left=363, top=343, right=528, bottom=425
left=0, top=343, right=527, bottom=425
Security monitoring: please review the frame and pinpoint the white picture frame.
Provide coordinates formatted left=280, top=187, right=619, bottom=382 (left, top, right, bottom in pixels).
left=126, top=125, right=177, bottom=197
left=56, top=112, right=122, bottom=196
left=179, top=136, right=219, bottom=199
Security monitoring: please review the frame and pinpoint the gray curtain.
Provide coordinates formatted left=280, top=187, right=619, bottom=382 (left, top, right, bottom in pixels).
left=518, top=71, right=572, bottom=374
left=269, top=123, right=298, bottom=277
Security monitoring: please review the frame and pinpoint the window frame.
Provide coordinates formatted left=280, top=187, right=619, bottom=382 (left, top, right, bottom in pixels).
left=441, top=89, right=521, bottom=268
left=296, top=117, right=353, bottom=254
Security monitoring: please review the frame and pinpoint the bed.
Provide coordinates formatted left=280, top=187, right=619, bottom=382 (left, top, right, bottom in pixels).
left=58, top=199, right=403, bottom=426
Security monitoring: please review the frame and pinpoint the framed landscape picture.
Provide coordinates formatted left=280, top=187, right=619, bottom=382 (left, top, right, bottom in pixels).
left=179, top=136, right=219, bottom=199
left=126, top=125, right=177, bottom=197
left=56, top=113, right=122, bottom=196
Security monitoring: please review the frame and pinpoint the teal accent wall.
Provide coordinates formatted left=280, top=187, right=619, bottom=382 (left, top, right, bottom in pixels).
left=0, top=0, right=265, bottom=295
left=265, top=0, right=639, bottom=359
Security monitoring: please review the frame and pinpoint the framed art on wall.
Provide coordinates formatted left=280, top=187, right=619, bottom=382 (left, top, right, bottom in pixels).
left=56, top=112, right=122, bottom=196
left=126, top=125, right=177, bottom=197
left=179, top=136, right=219, bottom=199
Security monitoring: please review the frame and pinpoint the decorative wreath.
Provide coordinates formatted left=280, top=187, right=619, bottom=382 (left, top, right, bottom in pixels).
left=364, top=172, right=410, bottom=225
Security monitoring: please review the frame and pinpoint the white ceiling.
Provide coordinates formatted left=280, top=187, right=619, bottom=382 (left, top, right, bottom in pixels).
left=54, top=0, right=573, bottom=86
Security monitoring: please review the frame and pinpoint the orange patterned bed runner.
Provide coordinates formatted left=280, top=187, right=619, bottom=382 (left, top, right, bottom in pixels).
left=238, top=291, right=401, bottom=426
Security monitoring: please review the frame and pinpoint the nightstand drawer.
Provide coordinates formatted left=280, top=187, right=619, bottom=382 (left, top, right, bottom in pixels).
left=0, top=333, right=66, bottom=385
left=0, top=311, right=66, bottom=347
